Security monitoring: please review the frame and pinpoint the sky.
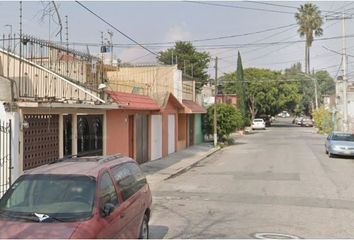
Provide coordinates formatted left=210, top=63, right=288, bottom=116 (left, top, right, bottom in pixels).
left=0, top=1, right=353, bottom=78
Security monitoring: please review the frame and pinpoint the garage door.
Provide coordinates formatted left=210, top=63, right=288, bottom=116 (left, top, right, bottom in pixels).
left=168, top=114, right=175, bottom=154
left=151, top=115, right=162, bottom=160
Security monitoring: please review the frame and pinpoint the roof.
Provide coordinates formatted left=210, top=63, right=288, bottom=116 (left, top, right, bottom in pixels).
left=24, top=155, right=134, bottom=177
left=160, top=92, right=185, bottom=110
left=182, top=100, right=207, bottom=114
left=107, top=91, right=160, bottom=110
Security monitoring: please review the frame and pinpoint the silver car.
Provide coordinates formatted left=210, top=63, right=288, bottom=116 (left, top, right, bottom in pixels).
left=325, top=132, right=354, bottom=157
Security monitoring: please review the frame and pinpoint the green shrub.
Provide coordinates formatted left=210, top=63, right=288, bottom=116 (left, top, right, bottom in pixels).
left=312, top=107, right=333, bottom=134
left=205, top=103, right=244, bottom=140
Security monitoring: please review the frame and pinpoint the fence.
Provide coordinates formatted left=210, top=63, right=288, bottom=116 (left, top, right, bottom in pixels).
left=0, top=120, right=12, bottom=198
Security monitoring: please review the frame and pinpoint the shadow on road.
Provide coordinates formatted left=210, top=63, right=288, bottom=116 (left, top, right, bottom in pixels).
left=330, top=155, right=354, bottom=160
left=149, top=225, right=169, bottom=239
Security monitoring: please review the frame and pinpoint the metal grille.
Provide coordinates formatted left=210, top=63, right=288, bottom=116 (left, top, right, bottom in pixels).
left=0, top=34, right=103, bottom=103
left=0, top=120, right=12, bottom=197
left=23, top=114, right=59, bottom=170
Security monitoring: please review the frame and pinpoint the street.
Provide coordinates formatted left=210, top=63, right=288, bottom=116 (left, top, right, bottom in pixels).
left=149, top=118, right=354, bottom=239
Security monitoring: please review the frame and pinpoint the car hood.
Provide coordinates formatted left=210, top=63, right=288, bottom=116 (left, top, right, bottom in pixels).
left=0, top=220, right=79, bottom=239
left=330, top=141, right=354, bottom=147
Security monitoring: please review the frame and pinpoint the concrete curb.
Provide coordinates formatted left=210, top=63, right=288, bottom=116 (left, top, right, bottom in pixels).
left=163, top=146, right=221, bottom=180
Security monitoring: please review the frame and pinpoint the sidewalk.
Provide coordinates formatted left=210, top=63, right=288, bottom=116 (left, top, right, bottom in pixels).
left=140, top=142, right=220, bottom=190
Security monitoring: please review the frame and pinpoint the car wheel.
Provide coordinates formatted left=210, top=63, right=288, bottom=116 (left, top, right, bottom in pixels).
left=139, top=215, right=149, bottom=239
left=328, top=152, right=334, bottom=158
left=325, top=149, right=328, bottom=154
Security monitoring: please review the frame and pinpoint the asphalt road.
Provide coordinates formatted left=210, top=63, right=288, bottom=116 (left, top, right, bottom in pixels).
left=149, top=118, right=354, bottom=239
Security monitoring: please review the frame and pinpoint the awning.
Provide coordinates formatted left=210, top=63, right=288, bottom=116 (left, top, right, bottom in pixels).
left=107, top=91, right=160, bottom=110
left=182, top=100, right=207, bottom=114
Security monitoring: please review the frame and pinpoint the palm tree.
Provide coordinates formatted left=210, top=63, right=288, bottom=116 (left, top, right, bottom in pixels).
left=295, top=3, right=323, bottom=74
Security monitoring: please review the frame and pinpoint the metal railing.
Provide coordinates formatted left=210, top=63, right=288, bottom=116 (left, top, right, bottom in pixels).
left=0, top=33, right=108, bottom=103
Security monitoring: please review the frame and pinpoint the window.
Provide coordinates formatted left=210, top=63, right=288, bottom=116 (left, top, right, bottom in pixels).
left=99, top=172, right=118, bottom=210
left=126, top=163, right=147, bottom=192
left=111, top=163, right=146, bottom=201
left=0, top=174, right=96, bottom=221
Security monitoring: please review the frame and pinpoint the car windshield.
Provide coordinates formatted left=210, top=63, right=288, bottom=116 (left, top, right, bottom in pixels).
left=332, top=133, right=354, bottom=142
left=0, top=174, right=96, bottom=222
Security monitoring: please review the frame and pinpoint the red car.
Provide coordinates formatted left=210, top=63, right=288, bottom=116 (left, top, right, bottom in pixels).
left=0, top=155, right=152, bottom=239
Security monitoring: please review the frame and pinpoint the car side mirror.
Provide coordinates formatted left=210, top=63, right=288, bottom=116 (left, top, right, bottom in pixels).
left=102, top=203, right=115, bottom=217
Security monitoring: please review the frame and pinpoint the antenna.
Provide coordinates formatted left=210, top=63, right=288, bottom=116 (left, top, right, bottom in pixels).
left=65, top=15, right=69, bottom=74
left=19, top=1, right=23, bottom=85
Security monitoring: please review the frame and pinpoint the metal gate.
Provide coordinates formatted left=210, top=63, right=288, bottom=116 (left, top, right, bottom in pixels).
left=135, top=115, right=148, bottom=164
left=23, top=114, right=59, bottom=170
left=0, top=120, right=11, bottom=197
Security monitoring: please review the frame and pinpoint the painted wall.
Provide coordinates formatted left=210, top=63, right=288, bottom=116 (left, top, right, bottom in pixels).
left=106, top=109, right=152, bottom=161
left=0, top=102, right=20, bottom=184
left=194, top=114, right=203, bottom=145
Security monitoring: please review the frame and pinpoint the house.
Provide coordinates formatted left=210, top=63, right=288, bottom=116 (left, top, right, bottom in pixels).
left=106, top=64, right=206, bottom=161
left=0, top=35, right=120, bottom=195
left=334, top=78, right=354, bottom=132
left=215, top=94, right=237, bottom=107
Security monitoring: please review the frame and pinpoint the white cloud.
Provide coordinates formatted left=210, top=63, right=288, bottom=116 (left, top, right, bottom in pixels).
left=118, top=47, right=157, bottom=64
left=164, top=25, right=192, bottom=42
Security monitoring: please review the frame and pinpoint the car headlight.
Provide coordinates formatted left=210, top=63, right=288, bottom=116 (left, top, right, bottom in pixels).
left=332, top=145, right=341, bottom=150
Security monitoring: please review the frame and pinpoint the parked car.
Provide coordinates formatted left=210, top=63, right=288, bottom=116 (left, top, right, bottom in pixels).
left=292, top=116, right=302, bottom=125
left=258, top=115, right=271, bottom=127
left=252, top=118, right=266, bottom=130
left=325, top=132, right=354, bottom=158
left=301, top=118, right=313, bottom=127
left=0, top=155, right=152, bottom=239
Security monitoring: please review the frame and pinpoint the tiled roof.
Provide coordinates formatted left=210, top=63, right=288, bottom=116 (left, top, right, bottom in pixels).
left=182, top=100, right=207, bottom=114
left=107, top=91, right=160, bottom=110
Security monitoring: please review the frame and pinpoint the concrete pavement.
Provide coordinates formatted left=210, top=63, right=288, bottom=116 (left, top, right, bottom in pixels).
left=141, top=142, right=221, bottom=190
left=149, top=118, right=354, bottom=238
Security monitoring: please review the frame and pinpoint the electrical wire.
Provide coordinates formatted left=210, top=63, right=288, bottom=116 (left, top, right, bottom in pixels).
left=185, top=1, right=295, bottom=15
left=75, top=1, right=158, bottom=56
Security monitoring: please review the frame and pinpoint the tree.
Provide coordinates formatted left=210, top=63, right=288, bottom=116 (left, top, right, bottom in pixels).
left=235, top=51, right=247, bottom=120
left=205, top=103, right=243, bottom=141
left=295, top=3, right=323, bottom=74
left=243, top=68, right=301, bottom=119
left=157, top=41, right=210, bottom=92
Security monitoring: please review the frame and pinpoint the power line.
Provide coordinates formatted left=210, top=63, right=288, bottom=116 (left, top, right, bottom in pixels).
left=185, top=1, right=295, bottom=14
left=41, top=33, right=354, bottom=50
left=50, top=23, right=298, bottom=47
left=75, top=1, right=158, bottom=56
left=246, top=1, right=354, bottom=15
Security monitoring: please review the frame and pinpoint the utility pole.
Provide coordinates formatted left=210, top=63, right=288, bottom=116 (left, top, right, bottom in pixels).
left=107, top=30, right=113, bottom=65
left=342, top=12, right=349, bottom=132
left=213, top=57, right=218, bottom=147
left=301, top=73, right=318, bottom=110
left=326, top=12, right=352, bottom=132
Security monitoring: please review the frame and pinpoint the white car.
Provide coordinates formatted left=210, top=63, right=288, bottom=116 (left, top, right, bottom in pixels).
left=252, top=118, right=266, bottom=130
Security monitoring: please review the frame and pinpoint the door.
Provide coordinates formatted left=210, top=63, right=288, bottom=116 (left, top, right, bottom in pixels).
left=96, top=171, right=127, bottom=239
left=151, top=115, right=162, bottom=160
left=168, top=114, right=175, bottom=154
left=63, top=115, right=72, bottom=157
left=135, top=115, right=148, bottom=164
left=128, top=116, right=134, bottom=159
left=188, top=115, right=194, bottom=147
